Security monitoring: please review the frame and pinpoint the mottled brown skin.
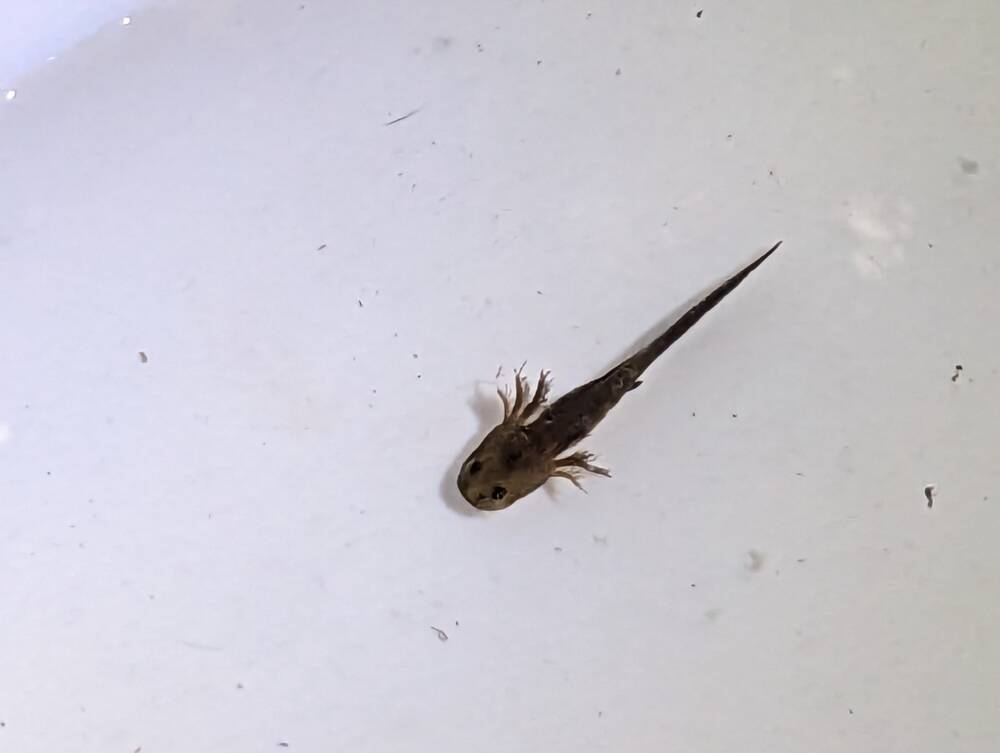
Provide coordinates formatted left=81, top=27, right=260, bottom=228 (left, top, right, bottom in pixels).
left=457, top=241, right=782, bottom=511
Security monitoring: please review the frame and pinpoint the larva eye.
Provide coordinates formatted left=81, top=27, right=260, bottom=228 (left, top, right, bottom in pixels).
left=491, top=486, right=507, bottom=501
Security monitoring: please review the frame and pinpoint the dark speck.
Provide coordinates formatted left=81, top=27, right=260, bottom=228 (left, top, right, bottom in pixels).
left=731, top=413, right=738, bottom=418
left=959, top=158, right=979, bottom=175
left=536, top=59, right=542, bottom=65
left=357, top=299, right=363, bottom=308
left=951, top=364, right=963, bottom=382
left=317, top=243, right=326, bottom=251
left=924, top=484, right=936, bottom=508
left=138, top=351, right=148, bottom=363
left=554, top=546, right=563, bottom=552
left=430, top=626, right=449, bottom=641
left=615, top=67, right=622, bottom=76
left=696, top=9, right=703, bottom=18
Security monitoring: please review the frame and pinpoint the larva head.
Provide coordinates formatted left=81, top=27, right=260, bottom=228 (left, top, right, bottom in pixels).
left=456, top=424, right=547, bottom=511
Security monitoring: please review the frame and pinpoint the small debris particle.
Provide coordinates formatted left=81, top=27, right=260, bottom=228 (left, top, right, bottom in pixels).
left=138, top=351, right=148, bottom=363
left=430, top=626, right=449, bottom=641
left=959, top=158, right=979, bottom=175
left=598, top=711, right=603, bottom=718
left=928, top=242, right=934, bottom=248
left=726, top=133, right=733, bottom=140
left=731, top=412, right=738, bottom=418
left=795, top=472, right=805, bottom=477
left=236, top=683, right=244, bottom=689
left=592, top=534, right=608, bottom=545
left=416, top=373, right=422, bottom=379
left=317, top=243, right=326, bottom=251
left=357, top=299, right=363, bottom=308
left=536, top=59, right=542, bottom=65
left=536, top=289, right=543, bottom=295
left=796, top=558, right=806, bottom=563
left=384, top=108, right=420, bottom=127
left=924, top=484, right=936, bottom=508
left=455, top=620, right=460, bottom=626
left=278, top=744, right=289, bottom=749
left=696, top=9, right=703, bottom=18
left=690, top=583, right=697, bottom=588
left=496, top=364, right=503, bottom=378
left=951, top=364, right=964, bottom=382
left=586, top=12, right=592, bottom=19
left=553, top=546, right=563, bottom=552
left=615, top=67, right=622, bottom=76
left=849, top=709, right=854, bottom=715
left=691, top=411, right=696, bottom=417
left=746, top=550, right=766, bottom=572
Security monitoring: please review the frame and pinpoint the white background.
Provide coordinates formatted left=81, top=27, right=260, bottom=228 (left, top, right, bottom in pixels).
left=1, top=1, right=998, bottom=751
left=0, top=0, right=152, bottom=84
